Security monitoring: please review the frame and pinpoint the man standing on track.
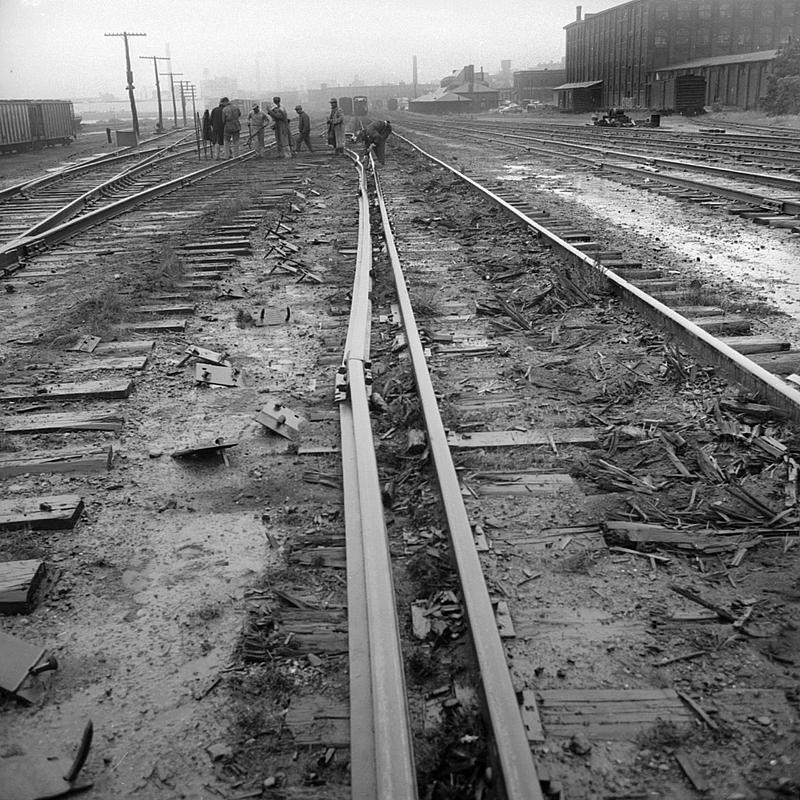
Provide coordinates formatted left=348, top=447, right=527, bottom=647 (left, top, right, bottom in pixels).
left=268, top=96, right=293, bottom=159
left=327, top=98, right=345, bottom=155
left=362, top=119, right=393, bottom=165
left=248, top=103, right=269, bottom=158
left=294, top=104, right=313, bottom=152
left=222, top=98, right=242, bottom=159
left=210, top=97, right=227, bottom=160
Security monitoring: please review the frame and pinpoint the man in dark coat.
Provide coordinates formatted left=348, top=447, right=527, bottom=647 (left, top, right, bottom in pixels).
left=363, top=119, right=393, bottom=165
left=209, top=97, right=227, bottom=160
left=294, top=105, right=312, bottom=152
left=268, top=96, right=292, bottom=158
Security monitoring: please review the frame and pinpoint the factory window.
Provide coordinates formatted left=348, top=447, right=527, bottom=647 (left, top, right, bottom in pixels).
left=760, top=4, right=775, bottom=19
left=696, top=28, right=711, bottom=45
left=719, top=2, right=733, bottom=18
left=654, top=29, right=669, bottom=47
left=780, top=25, right=794, bottom=41
left=676, top=2, right=691, bottom=21
left=716, top=28, right=732, bottom=45
left=781, top=1, right=796, bottom=17
left=736, top=29, right=753, bottom=46
left=739, top=1, right=754, bottom=18
left=655, top=4, right=670, bottom=22
left=676, top=28, right=691, bottom=46
left=759, top=26, right=775, bottom=46
left=698, top=3, right=712, bottom=20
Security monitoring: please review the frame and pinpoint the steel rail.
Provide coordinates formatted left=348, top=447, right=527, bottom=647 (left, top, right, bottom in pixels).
left=398, top=120, right=800, bottom=214
left=411, top=118, right=800, bottom=192
left=397, top=133, right=800, bottom=424
left=368, top=154, right=544, bottom=799
left=416, top=122, right=800, bottom=215
left=0, top=134, right=194, bottom=203
left=339, top=150, right=417, bottom=800
left=0, top=150, right=256, bottom=274
left=20, top=143, right=203, bottom=240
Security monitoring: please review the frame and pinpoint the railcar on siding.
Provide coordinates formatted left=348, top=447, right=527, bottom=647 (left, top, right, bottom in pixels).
left=337, top=96, right=353, bottom=116
left=353, top=95, right=368, bottom=117
left=0, top=100, right=74, bottom=154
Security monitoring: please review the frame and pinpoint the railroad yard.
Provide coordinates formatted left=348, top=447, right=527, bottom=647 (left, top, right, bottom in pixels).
left=1, top=113, right=800, bottom=800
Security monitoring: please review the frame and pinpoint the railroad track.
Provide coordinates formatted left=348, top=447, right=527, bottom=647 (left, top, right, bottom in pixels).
left=396, top=115, right=800, bottom=232
left=1, top=132, right=798, bottom=798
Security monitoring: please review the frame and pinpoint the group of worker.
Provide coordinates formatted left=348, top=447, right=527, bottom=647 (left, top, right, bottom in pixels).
left=203, top=96, right=393, bottom=165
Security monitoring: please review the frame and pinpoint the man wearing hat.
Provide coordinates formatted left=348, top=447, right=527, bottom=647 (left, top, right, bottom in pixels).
left=294, top=104, right=312, bottom=152
left=247, top=103, right=269, bottom=158
left=268, top=96, right=292, bottom=158
left=222, top=98, right=242, bottom=159
left=209, top=97, right=227, bottom=160
left=362, top=119, right=393, bottom=166
left=327, top=98, right=344, bottom=155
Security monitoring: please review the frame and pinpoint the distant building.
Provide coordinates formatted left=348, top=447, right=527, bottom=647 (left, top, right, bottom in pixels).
left=411, top=65, right=500, bottom=114
left=560, top=0, right=800, bottom=112
left=514, top=68, right=567, bottom=104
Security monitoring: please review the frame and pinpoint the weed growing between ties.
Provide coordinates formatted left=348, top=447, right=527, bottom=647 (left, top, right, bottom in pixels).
left=149, top=245, right=184, bottom=288
left=54, top=285, right=125, bottom=339
left=236, top=308, right=256, bottom=328
left=411, top=285, right=445, bottom=318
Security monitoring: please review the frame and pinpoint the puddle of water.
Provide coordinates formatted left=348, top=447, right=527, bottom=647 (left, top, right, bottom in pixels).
left=504, top=164, right=800, bottom=319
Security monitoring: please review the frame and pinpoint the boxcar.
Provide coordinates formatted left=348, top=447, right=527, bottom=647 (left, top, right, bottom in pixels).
left=338, top=96, right=353, bottom=115
left=0, top=99, right=74, bottom=154
left=353, top=95, right=368, bottom=117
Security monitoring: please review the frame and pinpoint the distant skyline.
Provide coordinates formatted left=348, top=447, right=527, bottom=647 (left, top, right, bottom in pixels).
left=0, top=0, right=617, bottom=99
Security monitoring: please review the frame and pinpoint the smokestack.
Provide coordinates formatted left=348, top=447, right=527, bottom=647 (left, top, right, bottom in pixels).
left=576, top=5, right=582, bottom=21
left=413, top=55, right=418, bottom=99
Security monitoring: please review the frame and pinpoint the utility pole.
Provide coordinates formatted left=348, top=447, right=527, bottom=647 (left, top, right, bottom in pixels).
left=139, top=55, right=169, bottom=132
left=160, top=72, right=182, bottom=128
left=105, top=31, right=146, bottom=137
left=176, top=80, right=190, bottom=127
left=178, top=82, right=200, bottom=157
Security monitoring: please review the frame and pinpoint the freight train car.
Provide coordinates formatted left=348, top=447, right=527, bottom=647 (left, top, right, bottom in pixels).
left=338, top=96, right=353, bottom=115
left=0, top=99, right=74, bottom=154
left=353, top=95, right=368, bottom=117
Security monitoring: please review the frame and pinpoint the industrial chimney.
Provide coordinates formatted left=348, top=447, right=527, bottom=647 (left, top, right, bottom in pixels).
left=576, top=5, right=582, bottom=21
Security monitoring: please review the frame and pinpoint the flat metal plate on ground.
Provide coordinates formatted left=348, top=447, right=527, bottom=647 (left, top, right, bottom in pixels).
left=0, top=495, right=84, bottom=531
left=194, top=363, right=242, bottom=387
left=0, top=560, right=46, bottom=614
left=68, top=335, right=100, bottom=353
left=171, top=440, right=238, bottom=459
left=0, top=629, right=45, bottom=695
left=185, top=345, right=230, bottom=366
left=253, top=400, right=306, bottom=439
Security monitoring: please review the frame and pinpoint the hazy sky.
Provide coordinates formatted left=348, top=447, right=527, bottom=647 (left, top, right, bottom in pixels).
left=0, top=0, right=618, bottom=98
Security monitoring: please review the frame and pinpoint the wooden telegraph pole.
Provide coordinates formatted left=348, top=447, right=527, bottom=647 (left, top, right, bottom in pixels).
left=139, top=55, right=169, bottom=133
left=160, top=72, right=182, bottom=128
left=105, top=32, right=146, bottom=137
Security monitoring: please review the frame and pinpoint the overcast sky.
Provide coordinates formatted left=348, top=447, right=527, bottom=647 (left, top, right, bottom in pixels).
left=0, top=0, right=618, bottom=98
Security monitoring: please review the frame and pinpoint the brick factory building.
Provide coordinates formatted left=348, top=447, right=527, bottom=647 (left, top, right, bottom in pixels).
left=560, top=0, right=800, bottom=112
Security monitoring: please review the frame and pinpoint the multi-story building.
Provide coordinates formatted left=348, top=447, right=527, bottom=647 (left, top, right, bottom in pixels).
left=513, top=68, right=568, bottom=105
left=559, top=0, right=800, bottom=111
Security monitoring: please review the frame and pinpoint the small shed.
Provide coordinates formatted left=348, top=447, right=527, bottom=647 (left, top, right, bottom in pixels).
left=552, top=80, right=603, bottom=112
left=409, top=89, right=472, bottom=115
